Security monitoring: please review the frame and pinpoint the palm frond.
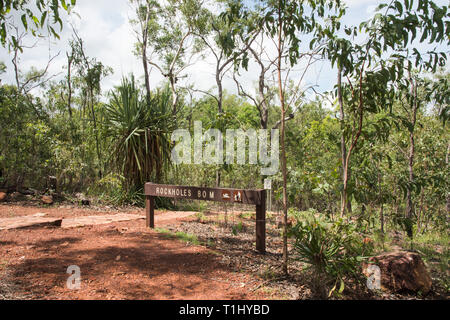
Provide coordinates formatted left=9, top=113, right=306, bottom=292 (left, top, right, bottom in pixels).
left=104, top=75, right=175, bottom=189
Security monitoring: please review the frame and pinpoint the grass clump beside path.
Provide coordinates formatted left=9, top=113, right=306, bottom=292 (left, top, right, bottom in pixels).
left=156, top=228, right=201, bottom=246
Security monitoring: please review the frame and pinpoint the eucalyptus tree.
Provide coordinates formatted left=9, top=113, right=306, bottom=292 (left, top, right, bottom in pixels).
left=233, top=32, right=277, bottom=130
left=394, top=72, right=423, bottom=237
left=6, top=13, right=64, bottom=99
left=129, top=0, right=158, bottom=107
left=64, top=39, right=75, bottom=118
left=5, top=26, right=61, bottom=124
left=349, top=111, right=392, bottom=233
left=391, top=70, right=449, bottom=237
left=194, top=2, right=259, bottom=114
left=321, top=0, right=449, bottom=220
left=190, top=1, right=259, bottom=187
left=130, top=0, right=209, bottom=115
left=222, top=0, right=345, bottom=275
left=70, top=29, right=112, bottom=178
left=50, top=33, right=83, bottom=120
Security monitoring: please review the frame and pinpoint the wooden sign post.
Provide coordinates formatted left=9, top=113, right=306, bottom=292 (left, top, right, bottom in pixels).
left=144, top=183, right=266, bottom=254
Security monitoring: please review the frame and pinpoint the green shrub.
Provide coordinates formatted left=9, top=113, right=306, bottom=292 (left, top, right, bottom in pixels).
left=289, top=212, right=373, bottom=298
left=232, top=221, right=245, bottom=235
left=195, top=212, right=207, bottom=223
left=88, top=174, right=145, bottom=206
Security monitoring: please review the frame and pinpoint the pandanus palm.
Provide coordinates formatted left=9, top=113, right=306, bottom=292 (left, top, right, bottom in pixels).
left=104, top=75, right=175, bottom=189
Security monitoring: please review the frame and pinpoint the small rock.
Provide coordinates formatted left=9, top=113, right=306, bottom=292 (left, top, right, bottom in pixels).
left=10, top=192, right=23, bottom=200
left=115, top=255, right=121, bottom=261
left=118, top=227, right=128, bottom=233
left=75, top=193, right=84, bottom=199
left=33, top=213, right=47, bottom=217
left=0, top=192, right=7, bottom=201
left=41, top=195, right=53, bottom=205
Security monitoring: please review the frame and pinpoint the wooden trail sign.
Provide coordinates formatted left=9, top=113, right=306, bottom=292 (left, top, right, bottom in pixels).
left=144, top=183, right=266, bottom=253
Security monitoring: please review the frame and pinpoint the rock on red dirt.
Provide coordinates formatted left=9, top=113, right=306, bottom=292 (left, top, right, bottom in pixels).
left=41, top=195, right=53, bottom=205
left=0, top=192, right=6, bottom=201
left=363, top=250, right=432, bottom=294
left=0, top=216, right=62, bottom=230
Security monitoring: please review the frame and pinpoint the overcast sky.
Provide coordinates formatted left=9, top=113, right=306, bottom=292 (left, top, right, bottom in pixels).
left=0, top=0, right=446, bottom=102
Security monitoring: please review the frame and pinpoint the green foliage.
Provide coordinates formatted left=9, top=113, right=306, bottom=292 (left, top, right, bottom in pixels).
left=88, top=173, right=145, bottom=207
left=0, top=85, right=52, bottom=188
left=0, top=0, right=76, bottom=49
left=195, top=212, right=207, bottom=223
left=156, top=228, right=201, bottom=245
left=104, top=75, right=175, bottom=189
left=289, top=210, right=373, bottom=297
left=231, top=221, right=244, bottom=235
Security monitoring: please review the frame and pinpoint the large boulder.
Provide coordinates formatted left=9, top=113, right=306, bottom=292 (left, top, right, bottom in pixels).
left=363, top=250, right=432, bottom=294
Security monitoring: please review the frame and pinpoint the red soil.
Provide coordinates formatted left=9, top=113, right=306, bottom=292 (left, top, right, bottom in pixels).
left=0, top=204, right=268, bottom=300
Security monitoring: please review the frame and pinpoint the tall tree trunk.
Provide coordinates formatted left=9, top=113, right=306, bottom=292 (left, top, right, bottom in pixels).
left=416, top=189, right=425, bottom=234
left=258, top=79, right=268, bottom=129
left=377, top=163, right=384, bottom=234
left=142, top=31, right=151, bottom=107
left=405, top=72, right=418, bottom=239
left=277, top=4, right=289, bottom=276
left=215, top=63, right=223, bottom=187
left=67, top=53, right=73, bottom=118
left=170, top=75, right=178, bottom=115
left=255, top=48, right=269, bottom=130
left=89, top=87, right=102, bottom=178
left=216, top=170, right=221, bottom=188
left=380, top=204, right=384, bottom=234
left=337, top=67, right=348, bottom=217
left=406, top=134, right=415, bottom=238
left=216, top=65, right=223, bottom=114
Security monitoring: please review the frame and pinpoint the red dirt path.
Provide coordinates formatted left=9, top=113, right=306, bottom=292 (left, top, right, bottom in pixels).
left=0, top=204, right=270, bottom=300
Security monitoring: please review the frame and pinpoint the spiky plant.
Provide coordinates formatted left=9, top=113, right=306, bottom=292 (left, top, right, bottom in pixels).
left=104, top=75, right=175, bottom=189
